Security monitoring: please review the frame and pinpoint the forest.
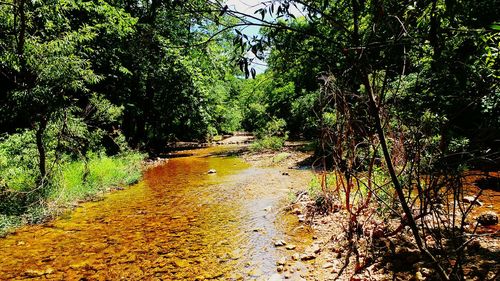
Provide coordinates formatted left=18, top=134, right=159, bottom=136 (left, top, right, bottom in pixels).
left=0, top=0, right=499, bottom=280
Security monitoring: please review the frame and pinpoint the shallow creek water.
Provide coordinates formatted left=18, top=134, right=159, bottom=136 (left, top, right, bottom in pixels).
left=0, top=146, right=312, bottom=280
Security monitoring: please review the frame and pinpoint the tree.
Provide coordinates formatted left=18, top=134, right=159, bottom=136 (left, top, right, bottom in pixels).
left=211, top=0, right=499, bottom=279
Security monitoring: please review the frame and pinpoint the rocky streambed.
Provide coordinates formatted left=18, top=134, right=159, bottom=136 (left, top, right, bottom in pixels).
left=0, top=146, right=315, bottom=280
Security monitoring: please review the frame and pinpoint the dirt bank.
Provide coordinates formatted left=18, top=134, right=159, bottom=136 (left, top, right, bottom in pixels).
left=243, top=146, right=499, bottom=281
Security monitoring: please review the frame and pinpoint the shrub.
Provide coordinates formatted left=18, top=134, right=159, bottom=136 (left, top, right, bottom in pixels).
left=250, top=135, right=287, bottom=151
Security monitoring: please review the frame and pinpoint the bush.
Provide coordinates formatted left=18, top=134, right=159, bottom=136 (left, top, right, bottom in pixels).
left=250, top=135, right=287, bottom=151
left=250, top=118, right=289, bottom=151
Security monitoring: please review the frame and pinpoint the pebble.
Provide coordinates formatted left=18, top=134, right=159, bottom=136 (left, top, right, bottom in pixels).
left=207, top=169, right=217, bottom=174
left=274, top=240, right=287, bottom=247
left=310, top=244, right=321, bottom=254
left=322, top=262, right=334, bottom=269
left=285, top=244, right=296, bottom=250
left=300, top=253, right=316, bottom=261
left=477, top=211, right=498, bottom=226
left=463, top=196, right=483, bottom=206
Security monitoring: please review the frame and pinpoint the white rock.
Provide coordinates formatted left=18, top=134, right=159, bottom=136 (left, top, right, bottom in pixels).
left=463, top=196, right=483, bottom=206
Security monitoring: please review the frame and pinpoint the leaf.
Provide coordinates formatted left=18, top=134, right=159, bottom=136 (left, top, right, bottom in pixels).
left=251, top=68, right=256, bottom=79
left=490, top=24, right=500, bottom=31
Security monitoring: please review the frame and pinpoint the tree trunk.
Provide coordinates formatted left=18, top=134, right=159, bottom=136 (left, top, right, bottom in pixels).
left=362, top=71, right=450, bottom=281
left=17, top=0, right=26, bottom=75
left=36, top=117, right=47, bottom=179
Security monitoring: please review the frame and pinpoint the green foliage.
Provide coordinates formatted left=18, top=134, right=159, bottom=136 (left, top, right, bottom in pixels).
left=250, top=118, right=288, bottom=151
left=272, top=152, right=291, bottom=163
left=0, top=137, right=143, bottom=234
left=0, top=131, right=39, bottom=192
left=255, top=118, right=287, bottom=139
left=250, top=136, right=287, bottom=151
left=51, top=151, right=143, bottom=205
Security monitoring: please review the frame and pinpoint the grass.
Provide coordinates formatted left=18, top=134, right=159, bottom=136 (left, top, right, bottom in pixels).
left=0, top=151, right=144, bottom=236
left=51, top=152, right=143, bottom=205
left=272, top=152, right=291, bottom=163
left=250, top=136, right=287, bottom=152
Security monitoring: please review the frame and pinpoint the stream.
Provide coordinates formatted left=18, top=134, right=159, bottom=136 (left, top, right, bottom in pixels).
left=0, top=146, right=312, bottom=280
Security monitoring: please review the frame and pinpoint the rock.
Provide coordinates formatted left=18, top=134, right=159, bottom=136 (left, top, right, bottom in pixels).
left=284, top=273, right=291, bottom=279
left=274, top=240, right=287, bottom=247
left=300, top=253, right=316, bottom=261
left=351, top=275, right=365, bottom=281
left=282, top=172, right=289, bottom=176
left=291, top=254, right=300, bottom=261
left=277, top=266, right=284, bottom=272
left=420, top=268, right=432, bottom=277
left=476, top=211, right=498, bottom=226
left=291, top=208, right=301, bottom=215
left=466, top=239, right=481, bottom=253
left=410, top=271, right=425, bottom=281
left=276, top=257, right=287, bottom=266
left=24, top=268, right=54, bottom=277
left=264, top=206, right=272, bottom=212
left=207, top=169, right=217, bottom=174
left=285, top=244, right=296, bottom=250
left=322, top=262, right=334, bottom=269
left=395, top=246, right=420, bottom=264
left=463, top=196, right=483, bottom=206
left=309, top=244, right=321, bottom=254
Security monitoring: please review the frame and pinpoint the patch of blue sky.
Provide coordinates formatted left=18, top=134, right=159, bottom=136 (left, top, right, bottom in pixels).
left=224, top=0, right=305, bottom=73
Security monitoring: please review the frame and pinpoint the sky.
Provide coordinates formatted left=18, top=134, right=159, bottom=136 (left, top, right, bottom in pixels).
left=223, top=0, right=305, bottom=73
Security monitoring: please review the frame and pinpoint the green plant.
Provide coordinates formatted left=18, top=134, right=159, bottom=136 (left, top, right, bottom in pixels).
left=272, top=152, right=290, bottom=163
left=250, top=136, right=287, bottom=151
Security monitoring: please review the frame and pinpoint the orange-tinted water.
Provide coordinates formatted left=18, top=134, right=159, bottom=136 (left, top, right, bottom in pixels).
left=462, top=171, right=500, bottom=234
left=0, top=146, right=310, bottom=280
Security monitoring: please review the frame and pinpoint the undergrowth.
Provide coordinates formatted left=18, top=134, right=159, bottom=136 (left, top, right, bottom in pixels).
left=0, top=130, right=144, bottom=236
left=250, top=136, right=287, bottom=151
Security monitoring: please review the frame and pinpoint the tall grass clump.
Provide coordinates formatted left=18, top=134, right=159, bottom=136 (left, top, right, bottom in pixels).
left=0, top=128, right=144, bottom=236
left=50, top=152, right=143, bottom=207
